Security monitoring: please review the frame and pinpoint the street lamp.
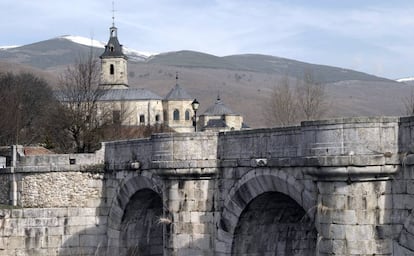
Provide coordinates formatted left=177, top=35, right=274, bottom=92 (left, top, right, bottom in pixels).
left=191, top=99, right=200, bottom=132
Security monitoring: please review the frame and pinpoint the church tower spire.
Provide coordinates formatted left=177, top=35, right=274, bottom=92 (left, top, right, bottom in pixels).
left=99, top=1, right=128, bottom=89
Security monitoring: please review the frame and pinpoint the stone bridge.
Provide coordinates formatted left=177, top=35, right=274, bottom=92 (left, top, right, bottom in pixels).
left=1, top=116, right=414, bottom=255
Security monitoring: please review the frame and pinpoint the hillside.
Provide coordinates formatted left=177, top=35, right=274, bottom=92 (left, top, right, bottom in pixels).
left=0, top=36, right=411, bottom=127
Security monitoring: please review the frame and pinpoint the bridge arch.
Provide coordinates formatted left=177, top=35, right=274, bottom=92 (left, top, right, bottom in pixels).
left=107, top=174, right=165, bottom=256
left=218, top=168, right=318, bottom=255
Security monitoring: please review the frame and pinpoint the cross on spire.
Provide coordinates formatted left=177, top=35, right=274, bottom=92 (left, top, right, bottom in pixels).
left=112, top=1, right=116, bottom=27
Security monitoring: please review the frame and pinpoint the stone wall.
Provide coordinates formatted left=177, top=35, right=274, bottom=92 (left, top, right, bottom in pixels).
left=20, top=172, right=104, bottom=208
left=0, top=207, right=107, bottom=256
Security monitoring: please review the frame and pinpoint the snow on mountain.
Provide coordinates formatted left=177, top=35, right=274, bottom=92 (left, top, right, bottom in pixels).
left=61, top=35, right=106, bottom=48
left=60, top=35, right=156, bottom=61
left=397, top=77, right=414, bottom=83
left=0, top=45, right=20, bottom=50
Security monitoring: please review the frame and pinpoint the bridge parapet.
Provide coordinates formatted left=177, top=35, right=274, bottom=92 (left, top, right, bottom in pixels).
left=219, top=116, right=399, bottom=160
left=104, top=117, right=401, bottom=171
left=399, top=116, right=414, bottom=153
left=105, top=132, right=219, bottom=172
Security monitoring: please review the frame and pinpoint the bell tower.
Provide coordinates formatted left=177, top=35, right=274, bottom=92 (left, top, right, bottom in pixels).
left=99, top=5, right=128, bottom=89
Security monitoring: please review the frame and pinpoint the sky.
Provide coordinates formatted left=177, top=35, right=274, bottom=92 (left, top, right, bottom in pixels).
left=1, top=0, right=413, bottom=79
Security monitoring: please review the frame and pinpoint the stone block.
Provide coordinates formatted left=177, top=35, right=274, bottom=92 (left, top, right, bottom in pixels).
left=392, top=180, right=407, bottom=194
left=61, top=234, right=80, bottom=247
left=199, top=213, right=214, bottom=224
left=11, top=209, right=23, bottom=218
left=191, top=234, right=211, bottom=250
left=355, top=210, right=377, bottom=225
left=332, top=210, right=357, bottom=224
left=322, top=194, right=347, bottom=209
left=346, top=239, right=376, bottom=254
left=190, top=212, right=202, bottom=223
left=173, top=234, right=191, bottom=249
left=317, top=238, right=334, bottom=253
left=331, top=239, right=347, bottom=254
left=393, top=194, right=414, bottom=209
left=329, top=224, right=346, bottom=239
left=6, top=237, right=25, bottom=249
left=375, top=224, right=402, bottom=239
left=377, top=239, right=396, bottom=254
left=45, top=235, right=63, bottom=248
left=407, top=181, right=414, bottom=195
left=317, top=182, right=335, bottom=194
left=345, top=225, right=374, bottom=241
left=47, top=226, right=64, bottom=236
left=378, top=195, right=393, bottom=210
left=79, top=234, right=105, bottom=247
left=215, top=240, right=230, bottom=253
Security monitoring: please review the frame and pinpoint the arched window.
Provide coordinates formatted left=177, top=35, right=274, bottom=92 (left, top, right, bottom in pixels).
left=110, top=64, right=114, bottom=75
left=155, top=114, right=160, bottom=123
left=139, top=114, right=145, bottom=124
left=185, top=110, right=190, bottom=121
left=173, top=109, right=180, bottom=121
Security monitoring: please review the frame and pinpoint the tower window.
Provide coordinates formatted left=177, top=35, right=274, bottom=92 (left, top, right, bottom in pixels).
left=173, top=109, right=180, bottom=121
left=155, top=114, right=160, bottom=123
left=139, top=114, right=145, bottom=124
left=113, top=110, right=121, bottom=124
left=185, top=110, right=190, bottom=120
left=110, top=64, right=114, bottom=75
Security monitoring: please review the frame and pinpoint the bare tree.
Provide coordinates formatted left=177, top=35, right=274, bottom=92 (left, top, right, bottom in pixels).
left=265, top=76, right=299, bottom=126
left=403, top=88, right=414, bottom=116
left=296, top=71, right=328, bottom=121
left=58, top=52, right=110, bottom=153
left=265, top=71, right=328, bottom=127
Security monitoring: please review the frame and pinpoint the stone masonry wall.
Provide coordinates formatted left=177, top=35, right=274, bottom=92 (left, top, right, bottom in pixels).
left=0, top=149, right=108, bottom=256
left=0, top=207, right=107, bottom=256
left=20, top=172, right=104, bottom=208
left=389, top=155, right=414, bottom=254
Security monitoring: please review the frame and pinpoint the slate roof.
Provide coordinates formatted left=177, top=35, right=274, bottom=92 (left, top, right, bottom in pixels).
left=164, top=84, right=193, bottom=100
left=99, top=89, right=162, bottom=101
left=202, top=97, right=237, bottom=116
left=100, top=26, right=127, bottom=59
left=55, top=88, right=163, bottom=102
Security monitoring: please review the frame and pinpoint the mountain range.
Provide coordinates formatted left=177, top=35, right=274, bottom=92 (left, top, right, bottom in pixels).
left=0, top=36, right=413, bottom=127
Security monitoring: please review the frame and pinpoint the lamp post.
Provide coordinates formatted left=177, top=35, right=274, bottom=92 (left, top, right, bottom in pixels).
left=191, top=99, right=200, bottom=132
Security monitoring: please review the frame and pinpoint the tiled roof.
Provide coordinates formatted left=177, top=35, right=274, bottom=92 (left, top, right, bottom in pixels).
left=23, top=147, right=54, bottom=156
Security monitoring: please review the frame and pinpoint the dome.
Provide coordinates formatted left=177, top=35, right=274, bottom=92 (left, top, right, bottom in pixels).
left=164, top=84, right=193, bottom=100
left=203, top=97, right=236, bottom=116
